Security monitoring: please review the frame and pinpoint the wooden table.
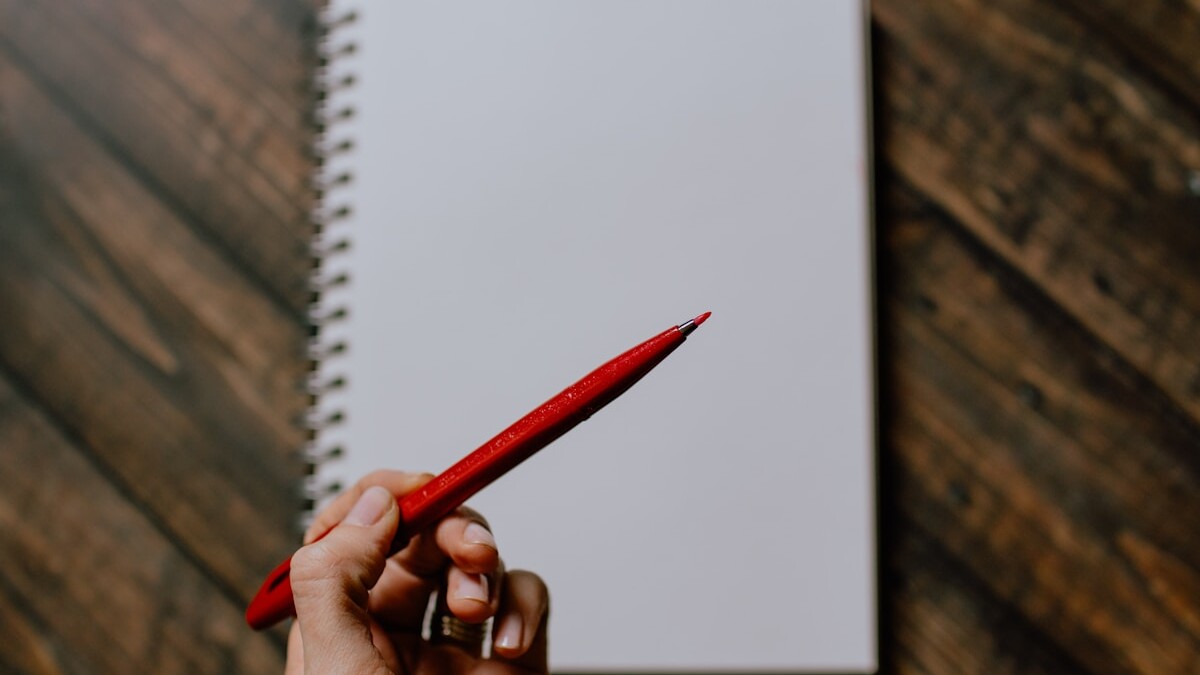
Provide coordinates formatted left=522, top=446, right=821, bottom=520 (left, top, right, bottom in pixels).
left=1, top=1, right=1197, bottom=672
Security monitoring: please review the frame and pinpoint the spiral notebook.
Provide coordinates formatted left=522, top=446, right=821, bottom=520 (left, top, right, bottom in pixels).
left=308, top=2, right=876, bottom=671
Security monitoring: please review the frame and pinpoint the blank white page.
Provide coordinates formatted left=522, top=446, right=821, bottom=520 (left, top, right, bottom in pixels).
left=314, top=1, right=875, bottom=670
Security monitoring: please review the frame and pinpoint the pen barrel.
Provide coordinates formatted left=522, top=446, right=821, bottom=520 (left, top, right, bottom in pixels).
left=247, top=321, right=694, bottom=631
left=394, top=326, right=685, bottom=540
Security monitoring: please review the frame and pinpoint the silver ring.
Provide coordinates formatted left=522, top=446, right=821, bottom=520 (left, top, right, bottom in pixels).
left=428, top=593, right=487, bottom=655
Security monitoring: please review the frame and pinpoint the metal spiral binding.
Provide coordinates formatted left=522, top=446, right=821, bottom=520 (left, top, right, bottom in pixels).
left=300, top=3, right=360, bottom=530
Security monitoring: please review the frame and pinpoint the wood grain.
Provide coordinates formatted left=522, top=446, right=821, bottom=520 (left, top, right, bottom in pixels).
left=878, top=186, right=1200, bottom=671
left=874, top=0, right=1200, bottom=424
left=0, top=373, right=284, bottom=673
left=871, top=1, right=1200, bottom=668
left=0, top=49, right=306, bottom=593
left=885, top=528, right=1088, bottom=674
left=0, top=0, right=315, bottom=314
left=1057, top=0, right=1200, bottom=114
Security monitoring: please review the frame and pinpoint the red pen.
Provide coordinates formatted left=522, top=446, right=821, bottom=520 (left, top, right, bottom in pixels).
left=246, top=311, right=711, bottom=629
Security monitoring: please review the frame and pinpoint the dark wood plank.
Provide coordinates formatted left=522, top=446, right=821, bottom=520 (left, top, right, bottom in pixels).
left=0, top=0, right=315, bottom=314
left=885, top=526, right=1087, bottom=674
left=168, top=0, right=320, bottom=97
left=0, top=372, right=284, bottom=673
left=0, top=576, right=91, bottom=675
left=0, top=52, right=306, bottom=597
left=1058, top=0, right=1200, bottom=114
left=873, top=0, right=1200, bottom=424
left=879, top=183, right=1200, bottom=672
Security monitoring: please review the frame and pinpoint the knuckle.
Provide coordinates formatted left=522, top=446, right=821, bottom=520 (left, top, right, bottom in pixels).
left=290, top=539, right=371, bottom=595
left=290, top=540, right=343, bottom=586
left=289, top=539, right=377, bottom=609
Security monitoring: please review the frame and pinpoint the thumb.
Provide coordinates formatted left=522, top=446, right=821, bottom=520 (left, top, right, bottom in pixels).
left=290, top=485, right=400, bottom=674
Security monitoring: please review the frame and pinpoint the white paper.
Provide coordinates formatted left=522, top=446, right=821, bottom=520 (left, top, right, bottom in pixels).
left=314, top=2, right=875, bottom=670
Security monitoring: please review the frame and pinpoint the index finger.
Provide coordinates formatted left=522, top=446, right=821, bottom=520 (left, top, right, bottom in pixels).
left=304, top=470, right=434, bottom=544
left=367, top=506, right=502, bottom=631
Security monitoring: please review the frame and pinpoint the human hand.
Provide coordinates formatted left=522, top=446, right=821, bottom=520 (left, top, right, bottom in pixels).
left=284, top=470, right=549, bottom=674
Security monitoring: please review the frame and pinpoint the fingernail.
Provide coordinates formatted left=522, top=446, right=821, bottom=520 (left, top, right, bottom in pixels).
left=344, top=486, right=392, bottom=526
left=494, top=612, right=524, bottom=652
left=457, top=572, right=490, bottom=604
left=463, top=522, right=496, bottom=550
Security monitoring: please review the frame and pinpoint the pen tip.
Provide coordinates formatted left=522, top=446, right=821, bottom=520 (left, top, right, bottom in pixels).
left=678, top=311, right=711, bottom=337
